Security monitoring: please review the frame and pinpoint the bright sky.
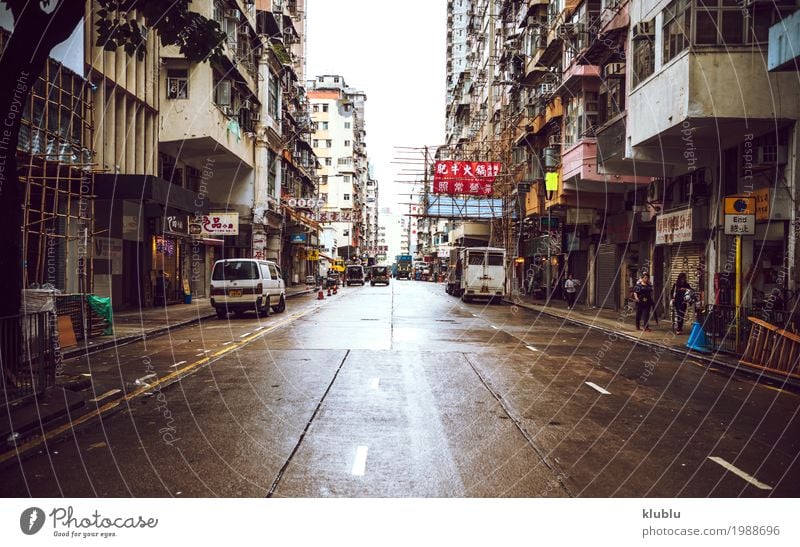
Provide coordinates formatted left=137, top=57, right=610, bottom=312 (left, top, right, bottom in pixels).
left=306, top=0, right=446, bottom=218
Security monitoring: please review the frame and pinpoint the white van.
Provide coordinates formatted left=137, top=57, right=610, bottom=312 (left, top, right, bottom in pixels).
left=458, top=247, right=506, bottom=303
left=210, top=259, right=286, bottom=319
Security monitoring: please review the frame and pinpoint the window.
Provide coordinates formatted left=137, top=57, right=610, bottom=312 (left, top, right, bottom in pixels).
left=344, top=140, right=351, bottom=147
left=269, top=263, right=280, bottom=280
left=268, top=75, right=279, bottom=119
left=694, top=0, right=744, bottom=46
left=326, top=139, right=332, bottom=147
left=632, top=36, right=655, bottom=87
left=343, top=230, right=349, bottom=236
left=322, top=104, right=329, bottom=112
left=343, top=175, right=351, bottom=183
left=268, top=150, right=277, bottom=196
left=321, top=121, right=329, bottom=130
left=259, top=264, right=270, bottom=280
left=325, top=158, right=332, bottom=166
left=338, top=157, right=353, bottom=166
left=313, top=104, right=319, bottom=112
left=344, top=122, right=351, bottom=128
left=313, top=139, right=319, bottom=147
left=344, top=193, right=350, bottom=201
left=662, top=0, right=691, bottom=64
left=212, top=261, right=258, bottom=281
left=167, top=69, right=188, bottom=99
left=600, top=71, right=625, bottom=123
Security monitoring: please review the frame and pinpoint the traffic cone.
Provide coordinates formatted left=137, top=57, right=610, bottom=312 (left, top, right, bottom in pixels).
left=317, top=288, right=324, bottom=300
left=686, top=321, right=711, bottom=353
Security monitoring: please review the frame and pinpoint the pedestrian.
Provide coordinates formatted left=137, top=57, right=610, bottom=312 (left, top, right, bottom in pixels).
left=634, top=271, right=654, bottom=332
left=564, top=273, right=580, bottom=310
left=670, top=272, right=692, bottom=334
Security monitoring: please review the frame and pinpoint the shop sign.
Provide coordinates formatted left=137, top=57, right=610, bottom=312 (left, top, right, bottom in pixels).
left=438, top=250, right=450, bottom=258
left=165, top=215, right=187, bottom=235
left=567, top=208, right=594, bottom=225
left=252, top=231, right=267, bottom=260
left=190, top=213, right=239, bottom=236
left=564, top=232, right=582, bottom=252
left=433, top=160, right=502, bottom=196
left=754, top=188, right=770, bottom=221
left=290, top=233, right=308, bottom=244
left=723, top=196, right=755, bottom=236
left=656, top=208, right=693, bottom=245
left=307, top=249, right=320, bottom=261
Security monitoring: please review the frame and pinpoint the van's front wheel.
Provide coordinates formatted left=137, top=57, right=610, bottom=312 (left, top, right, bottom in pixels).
left=272, top=295, right=286, bottom=313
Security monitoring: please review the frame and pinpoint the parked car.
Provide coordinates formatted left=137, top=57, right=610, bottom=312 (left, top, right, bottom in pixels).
left=345, top=265, right=366, bottom=286
left=210, top=259, right=286, bottom=319
left=370, top=265, right=390, bottom=286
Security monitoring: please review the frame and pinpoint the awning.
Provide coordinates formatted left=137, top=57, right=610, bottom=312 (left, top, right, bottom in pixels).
left=95, top=174, right=203, bottom=215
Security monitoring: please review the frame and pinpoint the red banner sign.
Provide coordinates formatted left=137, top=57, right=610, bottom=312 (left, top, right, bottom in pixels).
left=433, top=161, right=502, bottom=196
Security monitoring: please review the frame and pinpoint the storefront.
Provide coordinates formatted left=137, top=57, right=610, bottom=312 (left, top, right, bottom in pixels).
left=656, top=207, right=707, bottom=323
left=605, top=212, right=644, bottom=309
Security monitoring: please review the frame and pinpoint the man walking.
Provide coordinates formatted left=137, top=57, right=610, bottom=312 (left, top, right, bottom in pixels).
left=564, top=273, right=580, bottom=310
left=634, top=271, right=654, bottom=332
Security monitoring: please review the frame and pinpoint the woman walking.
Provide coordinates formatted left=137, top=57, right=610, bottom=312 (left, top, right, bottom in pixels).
left=670, top=272, right=692, bottom=334
left=634, top=271, right=654, bottom=332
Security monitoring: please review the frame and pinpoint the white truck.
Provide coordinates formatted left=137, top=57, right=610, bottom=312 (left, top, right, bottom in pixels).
left=446, top=246, right=506, bottom=303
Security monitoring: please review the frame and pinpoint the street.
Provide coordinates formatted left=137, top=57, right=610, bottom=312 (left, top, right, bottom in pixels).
left=2, top=280, right=798, bottom=497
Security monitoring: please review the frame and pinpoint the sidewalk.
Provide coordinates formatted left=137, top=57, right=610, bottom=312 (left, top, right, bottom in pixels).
left=62, top=285, right=315, bottom=360
left=505, top=294, right=797, bottom=386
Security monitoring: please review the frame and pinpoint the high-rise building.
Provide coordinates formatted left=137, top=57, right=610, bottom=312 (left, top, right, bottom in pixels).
left=307, top=75, right=372, bottom=262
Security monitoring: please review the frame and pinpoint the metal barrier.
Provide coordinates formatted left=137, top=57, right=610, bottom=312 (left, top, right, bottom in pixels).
left=54, top=294, right=87, bottom=341
left=740, top=317, right=800, bottom=379
left=703, top=305, right=751, bottom=355
left=0, top=312, right=59, bottom=407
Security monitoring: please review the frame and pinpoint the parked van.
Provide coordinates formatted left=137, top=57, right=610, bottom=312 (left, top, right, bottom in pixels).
left=452, top=247, right=506, bottom=303
left=370, top=265, right=390, bottom=286
left=345, top=265, right=365, bottom=286
left=210, top=259, right=286, bottom=319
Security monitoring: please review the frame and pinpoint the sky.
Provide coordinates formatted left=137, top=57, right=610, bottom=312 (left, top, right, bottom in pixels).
left=306, top=0, right=447, bottom=255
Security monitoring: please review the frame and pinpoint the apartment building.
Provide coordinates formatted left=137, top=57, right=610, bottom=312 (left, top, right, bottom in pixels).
left=445, top=0, right=800, bottom=352
left=307, top=75, right=371, bottom=262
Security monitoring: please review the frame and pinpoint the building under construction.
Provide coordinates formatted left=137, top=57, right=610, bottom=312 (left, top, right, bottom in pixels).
left=0, top=30, right=94, bottom=295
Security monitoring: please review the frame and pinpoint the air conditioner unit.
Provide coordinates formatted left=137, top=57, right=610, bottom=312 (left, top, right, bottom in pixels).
left=648, top=178, right=664, bottom=201
left=224, top=8, right=239, bottom=19
left=548, top=134, right=561, bottom=146
left=632, top=21, right=654, bottom=41
left=757, top=144, right=789, bottom=165
left=603, top=62, right=625, bottom=78
left=543, top=146, right=560, bottom=168
left=559, top=22, right=579, bottom=36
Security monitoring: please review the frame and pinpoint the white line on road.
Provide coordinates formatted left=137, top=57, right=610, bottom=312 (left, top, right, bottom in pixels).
left=370, top=378, right=380, bottom=390
left=491, top=325, right=498, bottom=329
left=134, top=373, right=157, bottom=386
left=89, top=389, right=121, bottom=403
left=585, top=382, right=611, bottom=395
left=707, top=457, right=772, bottom=490
left=526, top=345, right=538, bottom=352
left=255, top=326, right=265, bottom=331
left=170, top=361, right=187, bottom=368
left=351, top=445, right=369, bottom=476
left=240, top=332, right=252, bottom=338
left=222, top=341, right=233, bottom=346
left=195, top=350, right=211, bottom=356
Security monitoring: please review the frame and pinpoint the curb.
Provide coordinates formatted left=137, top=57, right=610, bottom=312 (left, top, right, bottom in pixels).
left=505, top=299, right=800, bottom=390
left=62, top=289, right=316, bottom=361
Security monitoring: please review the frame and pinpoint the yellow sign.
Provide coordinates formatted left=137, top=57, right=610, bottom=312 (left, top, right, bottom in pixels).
left=724, top=196, right=755, bottom=215
left=307, top=249, right=320, bottom=261
left=753, top=188, right=769, bottom=221
left=545, top=172, right=559, bottom=192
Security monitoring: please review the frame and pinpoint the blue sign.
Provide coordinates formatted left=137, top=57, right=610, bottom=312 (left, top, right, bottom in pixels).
left=290, top=233, right=308, bottom=244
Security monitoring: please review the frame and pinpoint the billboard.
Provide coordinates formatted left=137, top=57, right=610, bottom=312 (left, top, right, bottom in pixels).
left=433, top=160, right=502, bottom=196
left=190, top=213, right=239, bottom=236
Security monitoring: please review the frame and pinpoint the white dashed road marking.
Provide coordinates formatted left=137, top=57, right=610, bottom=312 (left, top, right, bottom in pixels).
left=707, top=457, right=772, bottom=490
left=585, top=382, right=611, bottom=395
left=351, top=446, right=369, bottom=476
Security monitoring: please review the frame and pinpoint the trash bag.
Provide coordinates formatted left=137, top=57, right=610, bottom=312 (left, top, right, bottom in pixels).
left=87, top=294, right=114, bottom=335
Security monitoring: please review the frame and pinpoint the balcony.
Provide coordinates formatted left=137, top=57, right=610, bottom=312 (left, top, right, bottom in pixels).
left=628, top=48, right=800, bottom=150
left=560, top=140, right=649, bottom=203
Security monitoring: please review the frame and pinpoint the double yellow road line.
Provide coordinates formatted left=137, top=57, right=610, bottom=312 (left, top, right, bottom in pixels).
left=0, top=306, right=316, bottom=466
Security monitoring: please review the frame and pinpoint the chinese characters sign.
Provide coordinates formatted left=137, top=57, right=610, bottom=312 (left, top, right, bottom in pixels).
left=313, top=211, right=361, bottom=222
left=190, top=213, right=239, bottom=236
left=433, top=160, right=502, bottom=196
left=655, top=208, right=693, bottom=245
left=723, top=196, right=755, bottom=236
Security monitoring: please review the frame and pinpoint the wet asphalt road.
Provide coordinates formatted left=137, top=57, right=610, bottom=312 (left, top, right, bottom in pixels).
left=1, top=280, right=799, bottom=497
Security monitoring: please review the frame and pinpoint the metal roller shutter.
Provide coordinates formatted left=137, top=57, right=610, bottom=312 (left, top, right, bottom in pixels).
left=595, top=244, right=618, bottom=309
left=666, top=244, right=704, bottom=323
